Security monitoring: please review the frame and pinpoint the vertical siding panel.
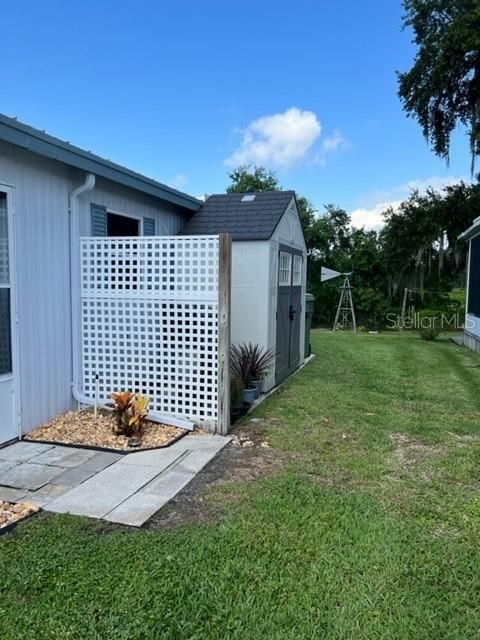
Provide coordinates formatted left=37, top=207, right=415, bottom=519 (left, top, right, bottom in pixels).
left=0, top=147, right=76, bottom=431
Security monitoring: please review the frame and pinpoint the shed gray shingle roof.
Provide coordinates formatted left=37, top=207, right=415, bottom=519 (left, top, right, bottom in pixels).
left=180, top=191, right=295, bottom=240
left=0, top=113, right=202, bottom=212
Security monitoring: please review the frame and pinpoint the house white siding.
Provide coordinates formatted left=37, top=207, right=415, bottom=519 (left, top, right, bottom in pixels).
left=78, top=177, right=187, bottom=236
left=0, top=141, right=189, bottom=433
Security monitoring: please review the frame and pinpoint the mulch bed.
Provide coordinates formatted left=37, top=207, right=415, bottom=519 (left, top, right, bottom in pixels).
left=25, top=410, right=187, bottom=452
left=0, top=501, right=40, bottom=531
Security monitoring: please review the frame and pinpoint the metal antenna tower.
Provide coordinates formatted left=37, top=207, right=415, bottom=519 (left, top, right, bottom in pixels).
left=321, top=267, right=357, bottom=332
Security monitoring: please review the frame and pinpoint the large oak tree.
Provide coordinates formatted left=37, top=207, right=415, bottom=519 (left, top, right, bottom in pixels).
left=398, top=0, right=480, bottom=170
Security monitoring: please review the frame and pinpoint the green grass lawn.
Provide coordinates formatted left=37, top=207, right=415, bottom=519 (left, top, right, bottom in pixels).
left=1, top=331, right=480, bottom=639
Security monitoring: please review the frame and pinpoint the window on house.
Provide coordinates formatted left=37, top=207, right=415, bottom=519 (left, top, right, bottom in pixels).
left=292, top=255, right=302, bottom=286
left=107, top=212, right=140, bottom=236
left=279, top=252, right=292, bottom=286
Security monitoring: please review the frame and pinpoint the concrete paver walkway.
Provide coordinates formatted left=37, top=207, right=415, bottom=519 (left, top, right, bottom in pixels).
left=0, top=435, right=230, bottom=526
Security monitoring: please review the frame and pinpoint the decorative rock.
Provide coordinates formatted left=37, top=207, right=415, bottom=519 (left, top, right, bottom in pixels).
left=0, top=500, right=40, bottom=529
left=12, top=503, right=25, bottom=513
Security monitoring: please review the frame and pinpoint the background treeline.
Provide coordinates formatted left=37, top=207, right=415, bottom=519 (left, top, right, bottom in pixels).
left=227, top=166, right=480, bottom=328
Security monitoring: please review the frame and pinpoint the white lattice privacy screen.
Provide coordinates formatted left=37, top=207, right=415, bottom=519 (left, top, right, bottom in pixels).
left=80, top=236, right=219, bottom=424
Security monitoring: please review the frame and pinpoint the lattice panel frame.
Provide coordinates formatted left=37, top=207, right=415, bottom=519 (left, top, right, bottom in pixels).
left=80, top=236, right=219, bottom=423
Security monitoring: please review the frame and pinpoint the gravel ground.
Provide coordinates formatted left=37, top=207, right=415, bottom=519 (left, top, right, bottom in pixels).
left=0, top=501, right=39, bottom=530
left=26, top=410, right=186, bottom=451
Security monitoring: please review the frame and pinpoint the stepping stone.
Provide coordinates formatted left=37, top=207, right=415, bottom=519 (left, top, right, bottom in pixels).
left=176, top=449, right=220, bottom=474
left=0, top=485, right=28, bottom=503
left=80, top=451, right=122, bottom=472
left=30, top=446, right=95, bottom=468
left=27, top=484, right=71, bottom=508
left=0, top=442, right=54, bottom=462
left=104, top=492, right=170, bottom=526
left=141, top=469, right=194, bottom=499
left=1, top=462, right=65, bottom=490
left=116, top=447, right=188, bottom=470
left=175, top=435, right=231, bottom=452
left=50, top=466, right=96, bottom=486
left=0, top=459, right=20, bottom=474
left=45, top=462, right=165, bottom=518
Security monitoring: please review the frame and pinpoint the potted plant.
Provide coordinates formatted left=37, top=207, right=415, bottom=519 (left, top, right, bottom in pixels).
left=230, top=343, right=256, bottom=405
left=249, top=344, right=275, bottom=396
left=230, top=343, right=275, bottom=404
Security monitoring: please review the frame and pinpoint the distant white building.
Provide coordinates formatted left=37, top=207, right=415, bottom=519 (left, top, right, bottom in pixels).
left=460, top=217, right=480, bottom=353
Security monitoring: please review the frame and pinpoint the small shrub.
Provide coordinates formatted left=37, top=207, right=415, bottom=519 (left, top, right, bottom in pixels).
left=108, top=391, right=149, bottom=437
left=419, top=327, right=440, bottom=341
left=129, top=395, right=149, bottom=436
left=417, top=310, right=441, bottom=341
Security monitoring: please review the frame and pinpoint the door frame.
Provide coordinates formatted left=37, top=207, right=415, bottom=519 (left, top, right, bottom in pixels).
left=275, top=243, right=304, bottom=385
left=0, top=183, right=21, bottom=441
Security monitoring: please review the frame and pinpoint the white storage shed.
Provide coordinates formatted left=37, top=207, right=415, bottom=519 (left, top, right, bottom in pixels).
left=181, top=191, right=308, bottom=390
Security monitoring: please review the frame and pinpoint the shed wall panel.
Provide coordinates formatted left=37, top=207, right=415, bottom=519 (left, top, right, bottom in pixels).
left=231, top=241, right=270, bottom=350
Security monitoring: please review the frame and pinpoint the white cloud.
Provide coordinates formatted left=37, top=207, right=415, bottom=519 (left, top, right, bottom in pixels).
left=350, top=200, right=402, bottom=231
left=358, top=176, right=467, bottom=209
left=351, top=175, right=469, bottom=231
left=401, top=176, right=467, bottom=194
left=314, top=129, right=350, bottom=166
left=169, top=173, right=187, bottom=189
left=225, top=108, right=322, bottom=169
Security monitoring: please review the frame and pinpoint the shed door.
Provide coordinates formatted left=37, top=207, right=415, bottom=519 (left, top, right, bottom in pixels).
left=275, top=246, right=303, bottom=385
left=0, top=189, right=17, bottom=445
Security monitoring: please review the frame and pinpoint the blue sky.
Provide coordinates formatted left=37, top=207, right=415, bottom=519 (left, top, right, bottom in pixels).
left=1, top=0, right=472, bottom=227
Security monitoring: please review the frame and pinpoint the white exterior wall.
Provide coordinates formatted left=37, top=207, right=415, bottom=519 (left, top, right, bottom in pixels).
left=78, top=177, right=186, bottom=236
left=466, top=314, right=480, bottom=339
left=0, top=141, right=189, bottom=433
